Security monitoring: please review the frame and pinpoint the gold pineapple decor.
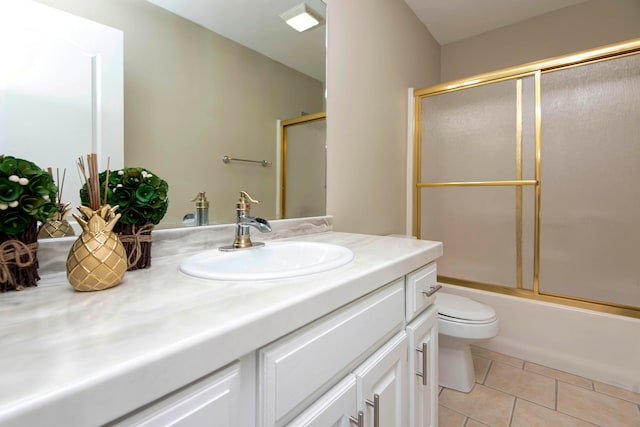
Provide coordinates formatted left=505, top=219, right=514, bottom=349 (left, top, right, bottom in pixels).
left=39, top=168, right=75, bottom=238
left=38, top=202, right=74, bottom=238
left=66, top=155, right=126, bottom=291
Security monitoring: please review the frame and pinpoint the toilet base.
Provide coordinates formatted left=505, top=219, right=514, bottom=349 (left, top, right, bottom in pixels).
left=438, top=340, right=475, bottom=393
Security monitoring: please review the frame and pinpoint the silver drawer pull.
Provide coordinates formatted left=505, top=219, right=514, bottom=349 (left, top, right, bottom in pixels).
left=349, top=410, right=364, bottom=426
left=415, top=342, right=428, bottom=386
left=422, top=284, right=442, bottom=298
left=365, top=394, right=380, bottom=427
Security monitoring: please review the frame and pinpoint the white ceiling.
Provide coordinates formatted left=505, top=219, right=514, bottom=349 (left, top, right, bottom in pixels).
left=405, top=0, right=590, bottom=45
left=145, top=0, right=590, bottom=82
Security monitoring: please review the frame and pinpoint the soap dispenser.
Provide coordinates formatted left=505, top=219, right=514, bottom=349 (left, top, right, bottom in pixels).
left=192, top=192, right=209, bottom=226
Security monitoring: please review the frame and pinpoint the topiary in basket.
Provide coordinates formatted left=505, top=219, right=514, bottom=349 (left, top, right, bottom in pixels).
left=80, top=167, right=169, bottom=270
left=0, top=155, right=57, bottom=292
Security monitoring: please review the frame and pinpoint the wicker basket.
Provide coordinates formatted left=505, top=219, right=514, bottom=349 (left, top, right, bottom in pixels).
left=0, top=221, right=40, bottom=292
left=114, top=222, right=154, bottom=271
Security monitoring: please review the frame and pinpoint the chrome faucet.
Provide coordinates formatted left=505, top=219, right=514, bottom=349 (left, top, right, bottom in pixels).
left=220, top=191, right=271, bottom=251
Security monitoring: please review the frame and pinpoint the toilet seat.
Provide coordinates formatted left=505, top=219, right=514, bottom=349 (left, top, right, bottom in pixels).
left=437, top=293, right=496, bottom=324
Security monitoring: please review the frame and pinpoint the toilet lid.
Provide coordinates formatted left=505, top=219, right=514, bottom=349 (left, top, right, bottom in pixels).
left=436, top=293, right=496, bottom=322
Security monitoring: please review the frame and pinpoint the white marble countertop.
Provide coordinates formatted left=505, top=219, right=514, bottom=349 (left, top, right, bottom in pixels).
left=0, top=217, right=442, bottom=426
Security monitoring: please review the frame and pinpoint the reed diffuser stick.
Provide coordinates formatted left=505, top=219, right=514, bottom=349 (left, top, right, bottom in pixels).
left=46, top=167, right=67, bottom=204
left=103, top=157, right=110, bottom=207
left=59, top=168, right=66, bottom=203
left=77, top=154, right=101, bottom=210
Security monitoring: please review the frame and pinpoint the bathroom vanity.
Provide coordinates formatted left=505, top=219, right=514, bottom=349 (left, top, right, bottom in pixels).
left=0, top=218, right=442, bottom=426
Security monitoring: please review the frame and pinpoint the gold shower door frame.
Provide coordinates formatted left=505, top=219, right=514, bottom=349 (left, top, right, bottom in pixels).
left=279, top=111, right=326, bottom=219
left=412, top=38, right=640, bottom=318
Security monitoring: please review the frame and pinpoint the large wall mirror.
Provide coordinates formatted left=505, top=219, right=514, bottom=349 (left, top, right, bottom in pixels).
left=0, top=0, right=326, bottom=230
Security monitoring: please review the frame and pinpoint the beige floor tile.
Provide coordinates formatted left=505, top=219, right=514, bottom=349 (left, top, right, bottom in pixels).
left=473, top=355, right=491, bottom=384
left=594, top=381, right=640, bottom=405
left=470, top=345, right=524, bottom=368
left=558, top=381, right=640, bottom=427
left=438, top=404, right=467, bottom=427
left=484, top=361, right=556, bottom=409
left=439, top=384, right=514, bottom=427
left=465, top=419, right=490, bottom=427
left=511, top=398, right=597, bottom=427
left=524, top=362, right=593, bottom=389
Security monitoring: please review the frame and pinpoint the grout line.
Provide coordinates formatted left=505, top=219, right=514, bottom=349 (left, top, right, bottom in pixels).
left=481, top=359, right=492, bottom=384
left=508, top=397, right=517, bottom=427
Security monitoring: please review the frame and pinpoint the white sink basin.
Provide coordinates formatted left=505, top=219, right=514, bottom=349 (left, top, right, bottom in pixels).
left=179, top=241, right=354, bottom=281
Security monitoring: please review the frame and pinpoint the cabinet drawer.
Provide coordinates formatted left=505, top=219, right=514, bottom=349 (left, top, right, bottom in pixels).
left=405, top=263, right=439, bottom=321
left=258, top=279, right=405, bottom=427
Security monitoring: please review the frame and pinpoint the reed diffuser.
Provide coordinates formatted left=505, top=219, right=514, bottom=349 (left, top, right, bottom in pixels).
left=66, top=154, right=127, bottom=291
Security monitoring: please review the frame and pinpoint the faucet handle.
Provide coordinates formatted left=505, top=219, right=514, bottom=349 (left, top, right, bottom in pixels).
left=239, top=191, right=260, bottom=205
left=237, top=191, right=260, bottom=212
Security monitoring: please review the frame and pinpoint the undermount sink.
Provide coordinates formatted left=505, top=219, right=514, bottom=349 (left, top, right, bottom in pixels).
left=179, top=241, right=354, bottom=281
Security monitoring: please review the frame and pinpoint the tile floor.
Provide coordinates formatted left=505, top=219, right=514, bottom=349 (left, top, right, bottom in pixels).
left=438, top=346, right=640, bottom=427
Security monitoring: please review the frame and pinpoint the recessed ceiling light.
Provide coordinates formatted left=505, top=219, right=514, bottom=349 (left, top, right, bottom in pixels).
left=280, top=3, right=325, bottom=32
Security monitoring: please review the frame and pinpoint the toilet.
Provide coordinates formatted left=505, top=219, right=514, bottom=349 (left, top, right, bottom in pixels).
left=436, top=292, right=499, bottom=392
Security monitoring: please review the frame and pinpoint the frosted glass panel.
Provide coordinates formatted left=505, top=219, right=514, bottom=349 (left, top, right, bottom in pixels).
left=539, top=54, right=640, bottom=307
left=421, top=186, right=535, bottom=289
left=421, top=80, right=529, bottom=183
left=284, top=119, right=326, bottom=218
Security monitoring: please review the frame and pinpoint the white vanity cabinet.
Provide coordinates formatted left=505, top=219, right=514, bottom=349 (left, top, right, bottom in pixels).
left=261, top=261, right=440, bottom=427
left=108, top=264, right=440, bottom=427
left=108, top=361, right=247, bottom=427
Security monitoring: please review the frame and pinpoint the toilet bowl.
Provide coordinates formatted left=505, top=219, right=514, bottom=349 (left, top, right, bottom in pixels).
left=437, top=292, right=499, bottom=392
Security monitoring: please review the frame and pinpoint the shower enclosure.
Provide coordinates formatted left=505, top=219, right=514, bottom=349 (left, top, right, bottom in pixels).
left=278, top=112, right=327, bottom=219
left=413, top=38, right=640, bottom=318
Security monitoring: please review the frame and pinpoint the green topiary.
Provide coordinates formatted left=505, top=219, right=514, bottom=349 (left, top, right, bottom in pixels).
left=0, top=155, right=58, bottom=234
left=80, top=167, right=169, bottom=225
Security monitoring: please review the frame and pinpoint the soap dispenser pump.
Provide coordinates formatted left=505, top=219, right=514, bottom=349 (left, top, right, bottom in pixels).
left=192, top=192, right=209, bottom=226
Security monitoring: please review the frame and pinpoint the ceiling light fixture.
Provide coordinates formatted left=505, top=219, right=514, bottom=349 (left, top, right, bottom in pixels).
left=280, top=3, right=325, bottom=32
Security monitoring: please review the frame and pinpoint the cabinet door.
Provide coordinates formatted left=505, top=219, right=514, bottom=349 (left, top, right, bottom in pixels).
left=110, top=363, right=241, bottom=427
left=354, top=332, right=408, bottom=427
left=287, top=375, right=359, bottom=427
left=406, top=306, right=438, bottom=427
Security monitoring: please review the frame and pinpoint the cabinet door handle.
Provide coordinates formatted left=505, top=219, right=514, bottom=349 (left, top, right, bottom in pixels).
left=365, top=394, right=380, bottom=427
left=422, top=284, right=442, bottom=297
left=349, top=410, right=364, bottom=426
left=415, top=342, right=428, bottom=386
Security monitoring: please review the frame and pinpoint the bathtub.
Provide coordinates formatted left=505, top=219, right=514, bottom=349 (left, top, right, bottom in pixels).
left=439, top=283, right=640, bottom=393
